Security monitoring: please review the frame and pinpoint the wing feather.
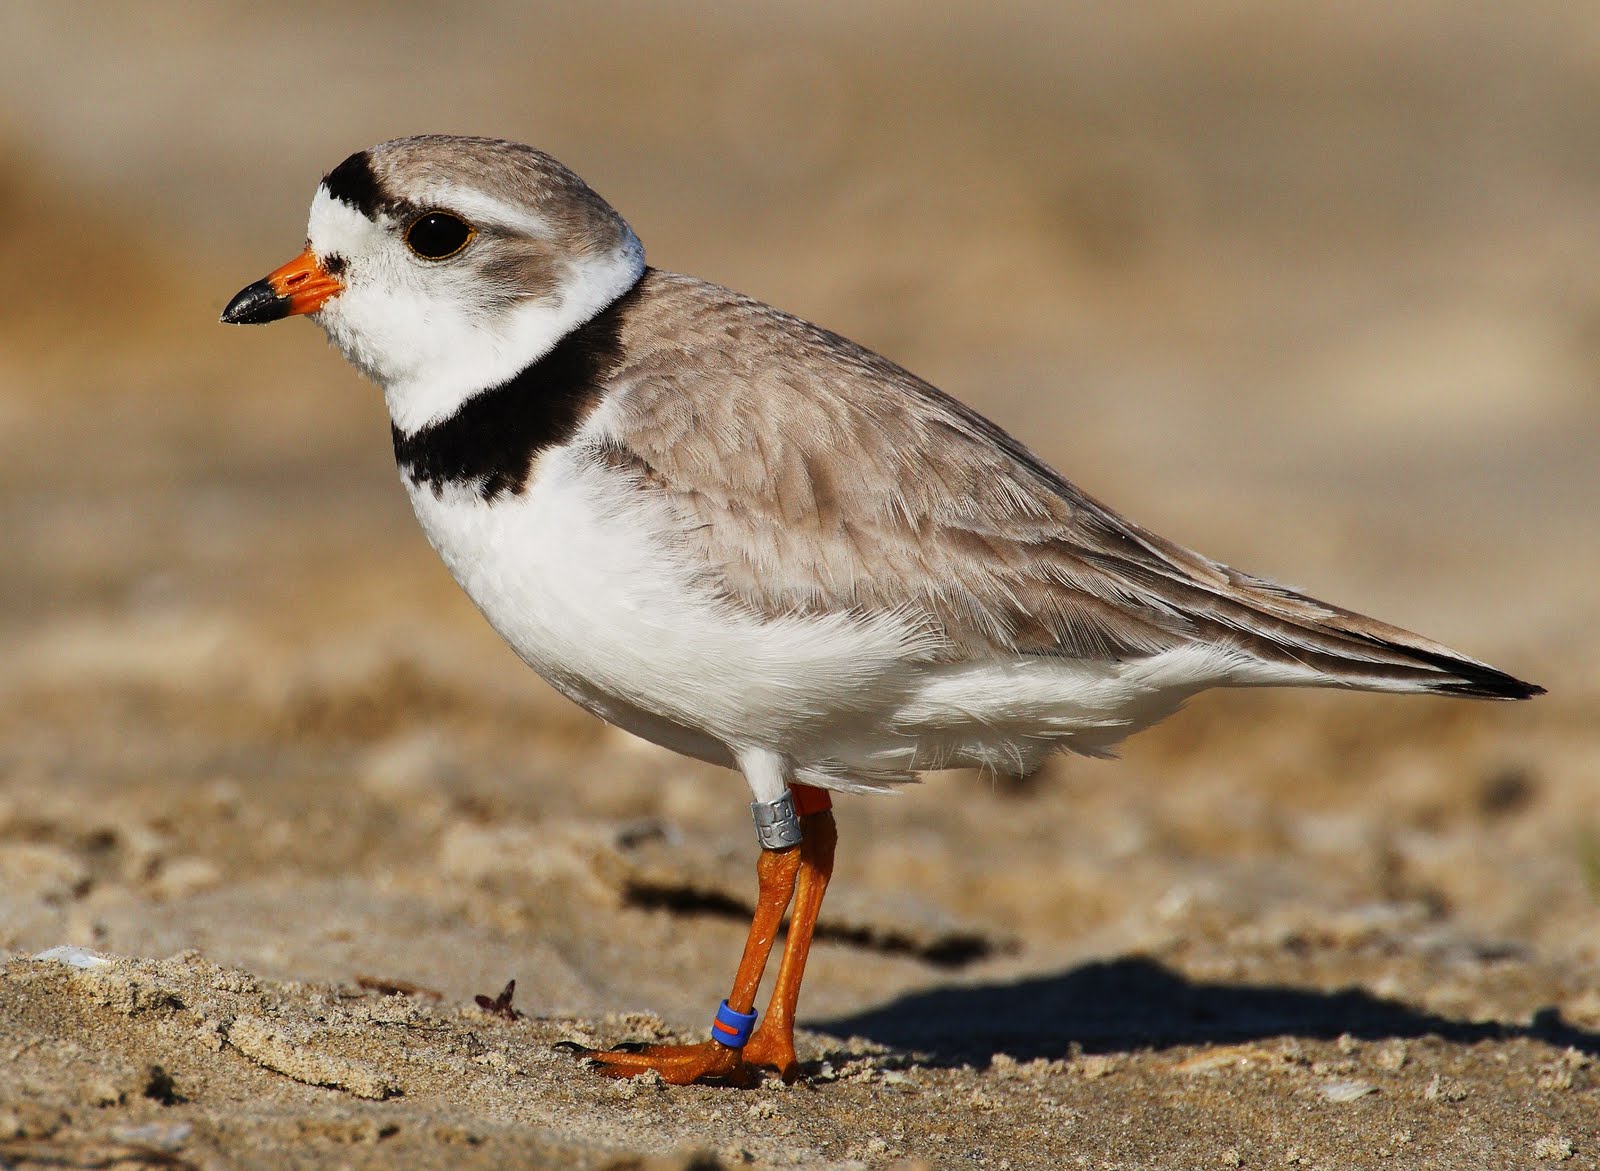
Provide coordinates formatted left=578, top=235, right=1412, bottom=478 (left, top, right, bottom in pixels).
left=588, top=270, right=1539, bottom=699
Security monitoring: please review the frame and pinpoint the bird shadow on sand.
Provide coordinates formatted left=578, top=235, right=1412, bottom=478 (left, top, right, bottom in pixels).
left=813, top=956, right=1600, bottom=1068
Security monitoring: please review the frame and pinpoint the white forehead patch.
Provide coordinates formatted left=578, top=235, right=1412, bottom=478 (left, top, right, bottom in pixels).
left=306, top=187, right=382, bottom=259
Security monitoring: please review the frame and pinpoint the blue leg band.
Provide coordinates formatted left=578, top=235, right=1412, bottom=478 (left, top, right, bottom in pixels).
left=711, top=999, right=758, bottom=1048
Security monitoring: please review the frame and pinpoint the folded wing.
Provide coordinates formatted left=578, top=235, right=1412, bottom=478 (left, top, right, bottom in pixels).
left=596, top=271, right=1540, bottom=701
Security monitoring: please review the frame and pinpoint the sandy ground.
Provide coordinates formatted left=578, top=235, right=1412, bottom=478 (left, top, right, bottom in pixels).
left=1, top=4, right=1597, bottom=1168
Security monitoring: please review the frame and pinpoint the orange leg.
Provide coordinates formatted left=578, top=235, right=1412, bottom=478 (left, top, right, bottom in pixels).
left=572, top=785, right=836, bottom=1086
left=744, top=803, right=836, bottom=1081
left=576, top=833, right=802, bottom=1085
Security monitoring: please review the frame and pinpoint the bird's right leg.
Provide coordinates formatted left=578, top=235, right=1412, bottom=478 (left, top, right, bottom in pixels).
left=743, top=786, right=836, bottom=1081
left=573, top=803, right=803, bottom=1086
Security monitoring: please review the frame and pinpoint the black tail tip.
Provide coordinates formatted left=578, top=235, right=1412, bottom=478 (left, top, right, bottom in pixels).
left=1432, top=671, right=1545, bottom=701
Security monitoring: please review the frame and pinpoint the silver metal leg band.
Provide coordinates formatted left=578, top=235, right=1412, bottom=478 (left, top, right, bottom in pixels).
left=750, top=791, right=803, bottom=849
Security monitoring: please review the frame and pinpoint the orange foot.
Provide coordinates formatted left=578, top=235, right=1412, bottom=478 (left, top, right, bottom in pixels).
left=741, top=1021, right=801, bottom=1083
left=566, top=1039, right=774, bottom=1087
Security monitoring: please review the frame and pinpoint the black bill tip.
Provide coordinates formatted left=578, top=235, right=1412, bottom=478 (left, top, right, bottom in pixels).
left=220, top=279, right=289, bottom=325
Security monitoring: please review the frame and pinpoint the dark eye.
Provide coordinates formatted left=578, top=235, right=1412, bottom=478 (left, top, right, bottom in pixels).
left=404, top=212, right=474, bottom=260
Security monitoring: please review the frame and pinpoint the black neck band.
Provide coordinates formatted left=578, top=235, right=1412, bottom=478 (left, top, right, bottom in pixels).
left=392, top=279, right=641, bottom=501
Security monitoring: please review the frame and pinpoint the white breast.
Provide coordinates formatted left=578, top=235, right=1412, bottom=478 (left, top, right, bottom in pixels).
left=401, top=442, right=935, bottom=782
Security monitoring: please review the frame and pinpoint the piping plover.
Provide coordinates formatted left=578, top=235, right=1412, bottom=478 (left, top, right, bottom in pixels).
left=223, top=135, right=1541, bottom=1085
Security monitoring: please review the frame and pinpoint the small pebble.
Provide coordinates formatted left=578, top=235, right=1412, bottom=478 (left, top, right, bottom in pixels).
left=33, top=946, right=113, bottom=970
left=1320, top=1080, right=1377, bottom=1103
left=1533, top=1136, right=1574, bottom=1161
left=110, top=1122, right=192, bottom=1151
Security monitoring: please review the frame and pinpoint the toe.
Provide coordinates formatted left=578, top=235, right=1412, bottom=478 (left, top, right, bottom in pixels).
left=561, top=1039, right=755, bottom=1086
left=743, top=1032, right=801, bottom=1082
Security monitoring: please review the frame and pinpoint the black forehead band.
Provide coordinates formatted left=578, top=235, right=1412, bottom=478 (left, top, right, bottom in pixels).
left=320, top=150, right=417, bottom=220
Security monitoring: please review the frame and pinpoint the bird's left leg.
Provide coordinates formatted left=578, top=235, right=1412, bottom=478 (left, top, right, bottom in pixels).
left=575, top=843, right=800, bottom=1085
left=572, top=789, right=805, bottom=1086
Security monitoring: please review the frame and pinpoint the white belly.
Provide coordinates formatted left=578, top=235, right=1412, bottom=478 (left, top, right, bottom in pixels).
left=401, top=445, right=932, bottom=780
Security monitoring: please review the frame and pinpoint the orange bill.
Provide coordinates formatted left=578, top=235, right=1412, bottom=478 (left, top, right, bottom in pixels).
left=220, top=247, right=343, bottom=324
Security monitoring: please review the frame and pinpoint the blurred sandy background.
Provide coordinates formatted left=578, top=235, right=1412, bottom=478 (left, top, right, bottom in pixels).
left=0, top=4, right=1595, bottom=1169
